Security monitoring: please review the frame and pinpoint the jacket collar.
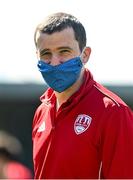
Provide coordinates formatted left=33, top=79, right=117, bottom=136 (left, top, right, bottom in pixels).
left=40, top=69, right=95, bottom=105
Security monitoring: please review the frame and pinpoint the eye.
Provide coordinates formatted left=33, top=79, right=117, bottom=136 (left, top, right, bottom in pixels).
left=41, top=51, right=51, bottom=57
left=59, top=49, right=71, bottom=58
left=60, top=49, right=70, bottom=54
left=40, top=52, right=52, bottom=60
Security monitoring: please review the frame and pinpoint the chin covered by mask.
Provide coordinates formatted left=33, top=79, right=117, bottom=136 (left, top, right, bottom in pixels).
left=37, top=56, right=83, bottom=93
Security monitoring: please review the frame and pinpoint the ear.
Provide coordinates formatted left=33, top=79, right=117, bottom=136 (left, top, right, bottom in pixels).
left=81, top=47, right=91, bottom=64
left=36, top=50, right=40, bottom=59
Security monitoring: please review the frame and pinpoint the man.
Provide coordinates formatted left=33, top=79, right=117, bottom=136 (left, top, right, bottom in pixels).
left=0, top=131, right=32, bottom=179
left=32, top=12, right=133, bottom=179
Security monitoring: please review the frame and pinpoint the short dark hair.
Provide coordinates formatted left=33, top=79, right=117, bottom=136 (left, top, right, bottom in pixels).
left=34, top=12, right=87, bottom=52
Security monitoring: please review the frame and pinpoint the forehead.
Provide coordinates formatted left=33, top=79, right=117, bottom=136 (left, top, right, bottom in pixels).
left=36, top=27, right=78, bottom=50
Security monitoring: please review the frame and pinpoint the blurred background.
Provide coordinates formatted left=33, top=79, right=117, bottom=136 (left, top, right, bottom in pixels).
left=0, top=0, right=133, bottom=174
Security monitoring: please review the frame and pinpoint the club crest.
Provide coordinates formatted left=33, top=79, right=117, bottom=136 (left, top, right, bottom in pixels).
left=74, top=114, right=92, bottom=135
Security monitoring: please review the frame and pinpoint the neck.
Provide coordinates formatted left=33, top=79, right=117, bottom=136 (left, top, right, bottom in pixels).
left=55, top=69, right=85, bottom=109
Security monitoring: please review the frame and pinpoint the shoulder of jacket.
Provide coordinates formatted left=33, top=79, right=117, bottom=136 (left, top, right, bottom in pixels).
left=93, top=83, right=127, bottom=108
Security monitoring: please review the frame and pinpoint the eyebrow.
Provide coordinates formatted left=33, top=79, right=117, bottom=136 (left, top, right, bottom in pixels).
left=57, top=46, right=73, bottom=51
left=39, top=49, right=50, bottom=56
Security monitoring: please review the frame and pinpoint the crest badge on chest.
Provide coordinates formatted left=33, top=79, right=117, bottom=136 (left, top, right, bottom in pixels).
left=74, top=114, right=92, bottom=135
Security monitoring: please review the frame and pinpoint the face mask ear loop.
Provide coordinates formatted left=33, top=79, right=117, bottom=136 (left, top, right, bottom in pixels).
left=80, top=47, right=86, bottom=65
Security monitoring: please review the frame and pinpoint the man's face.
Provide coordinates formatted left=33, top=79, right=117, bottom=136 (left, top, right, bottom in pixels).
left=36, top=27, right=81, bottom=66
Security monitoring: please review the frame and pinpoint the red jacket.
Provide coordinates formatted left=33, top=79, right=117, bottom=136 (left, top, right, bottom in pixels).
left=32, top=69, right=133, bottom=179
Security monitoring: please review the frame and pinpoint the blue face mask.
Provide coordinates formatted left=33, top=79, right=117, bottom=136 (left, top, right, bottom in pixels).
left=37, top=56, right=83, bottom=93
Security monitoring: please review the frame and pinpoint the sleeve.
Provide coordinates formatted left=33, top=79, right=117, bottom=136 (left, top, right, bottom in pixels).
left=100, top=105, right=133, bottom=179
